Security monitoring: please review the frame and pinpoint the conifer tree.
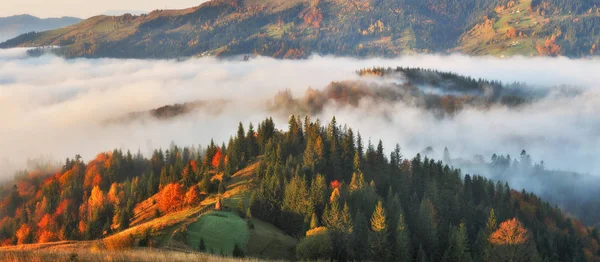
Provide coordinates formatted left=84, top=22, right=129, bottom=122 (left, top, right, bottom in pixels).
left=323, top=202, right=341, bottom=231
left=418, top=197, right=439, bottom=259
left=445, top=222, right=472, bottom=262
left=480, top=208, right=497, bottom=260
left=351, top=210, right=369, bottom=261
left=369, top=200, right=389, bottom=260
left=309, top=174, right=327, bottom=214
left=341, top=202, right=353, bottom=234
left=396, top=212, right=411, bottom=262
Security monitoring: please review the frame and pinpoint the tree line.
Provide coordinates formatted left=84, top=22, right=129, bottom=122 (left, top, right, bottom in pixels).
left=0, top=116, right=598, bottom=261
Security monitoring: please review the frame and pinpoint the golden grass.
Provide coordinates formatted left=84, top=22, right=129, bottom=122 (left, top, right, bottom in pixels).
left=0, top=248, right=264, bottom=262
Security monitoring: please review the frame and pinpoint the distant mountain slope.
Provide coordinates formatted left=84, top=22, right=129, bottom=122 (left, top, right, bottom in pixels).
left=1, top=0, right=598, bottom=58
left=0, top=15, right=81, bottom=43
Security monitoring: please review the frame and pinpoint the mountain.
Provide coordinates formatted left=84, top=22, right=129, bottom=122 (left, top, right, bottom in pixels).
left=0, top=15, right=81, bottom=43
left=0, top=117, right=599, bottom=261
left=1, top=0, right=598, bottom=58
left=108, top=66, right=599, bottom=228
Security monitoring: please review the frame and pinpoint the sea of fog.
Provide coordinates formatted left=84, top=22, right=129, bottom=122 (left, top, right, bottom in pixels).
left=1, top=48, right=599, bottom=180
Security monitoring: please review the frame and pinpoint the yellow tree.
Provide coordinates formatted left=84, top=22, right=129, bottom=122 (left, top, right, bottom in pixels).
left=369, top=200, right=389, bottom=260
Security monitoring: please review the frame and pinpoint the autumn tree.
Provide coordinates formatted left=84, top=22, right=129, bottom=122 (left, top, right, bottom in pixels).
left=185, top=185, right=202, bottom=206
left=489, top=218, right=538, bottom=261
left=15, top=224, right=32, bottom=244
left=159, top=183, right=185, bottom=213
left=369, top=200, right=389, bottom=260
left=506, top=27, right=518, bottom=38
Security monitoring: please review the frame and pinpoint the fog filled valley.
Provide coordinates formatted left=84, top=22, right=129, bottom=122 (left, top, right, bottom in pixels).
left=1, top=48, right=600, bottom=261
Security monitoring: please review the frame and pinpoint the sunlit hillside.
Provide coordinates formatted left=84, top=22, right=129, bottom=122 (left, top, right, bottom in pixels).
left=0, top=117, right=598, bottom=261
left=1, top=0, right=598, bottom=58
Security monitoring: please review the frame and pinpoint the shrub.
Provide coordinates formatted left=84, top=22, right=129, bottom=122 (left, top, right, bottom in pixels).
left=296, top=231, right=332, bottom=260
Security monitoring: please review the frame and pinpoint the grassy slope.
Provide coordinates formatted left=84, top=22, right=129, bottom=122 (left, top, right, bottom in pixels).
left=456, top=0, right=599, bottom=57
left=0, top=159, right=297, bottom=260
left=245, top=219, right=297, bottom=260
left=187, top=211, right=249, bottom=255
left=186, top=159, right=297, bottom=259
left=457, top=0, right=543, bottom=56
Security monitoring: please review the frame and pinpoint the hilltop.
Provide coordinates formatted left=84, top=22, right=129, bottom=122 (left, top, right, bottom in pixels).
left=1, top=0, right=598, bottom=58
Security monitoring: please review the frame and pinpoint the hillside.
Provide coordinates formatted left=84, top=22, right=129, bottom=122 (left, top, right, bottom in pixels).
left=1, top=0, right=598, bottom=58
left=0, top=15, right=81, bottom=43
left=0, top=117, right=599, bottom=261
left=0, top=156, right=296, bottom=260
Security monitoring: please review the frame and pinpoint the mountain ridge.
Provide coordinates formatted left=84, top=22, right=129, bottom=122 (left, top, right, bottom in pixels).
left=1, top=0, right=598, bottom=58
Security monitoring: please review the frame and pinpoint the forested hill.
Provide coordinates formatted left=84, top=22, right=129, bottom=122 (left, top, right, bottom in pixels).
left=0, top=117, right=599, bottom=261
left=1, top=0, right=599, bottom=58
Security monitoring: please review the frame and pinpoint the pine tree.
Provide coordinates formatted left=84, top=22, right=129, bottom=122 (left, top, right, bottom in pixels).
left=309, top=174, right=327, bottom=214
left=351, top=210, right=369, bottom=261
left=353, top=151, right=362, bottom=173
left=246, top=123, right=258, bottom=159
left=183, top=164, right=194, bottom=187
left=481, top=208, right=497, bottom=260
left=323, top=202, right=341, bottom=230
left=341, top=202, right=353, bottom=234
left=485, top=208, right=498, bottom=235
left=237, top=122, right=246, bottom=164
left=349, top=172, right=365, bottom=192
left=396, top=212, right=411, bottom=262
left=369, top=200, right=389, bottom=260
left=446, top=222, right=472, bottom=262
left=159, top=167, right=168, bottom=189
left=418, top=197, right=439, bottom=259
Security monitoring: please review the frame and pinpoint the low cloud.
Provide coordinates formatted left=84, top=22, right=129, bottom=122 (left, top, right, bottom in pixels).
left=1, top=50, right=599, bottom=182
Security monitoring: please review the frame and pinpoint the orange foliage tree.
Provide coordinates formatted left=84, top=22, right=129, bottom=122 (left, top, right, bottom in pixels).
left=37, top=214, right=58, bottom=243
left=490, top=218, right=528, bottom=245
left=159, top=183, right=185, bottom=213
left=329, top=180, right=341, bottom=203
left=88, top=186, right=106, bottom=216
left=212, top=149, right=223, bottom=169
left=536, top=37, right=561, bottom=56
left=15, top=224, right=31, bottom=245
left=489, top=218, right=537, bottom=261
left=185, top=185, right=202, bottom=206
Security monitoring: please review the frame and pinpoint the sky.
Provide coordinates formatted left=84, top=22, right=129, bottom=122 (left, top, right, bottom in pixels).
left=0, top=0, right=210, bottom=18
